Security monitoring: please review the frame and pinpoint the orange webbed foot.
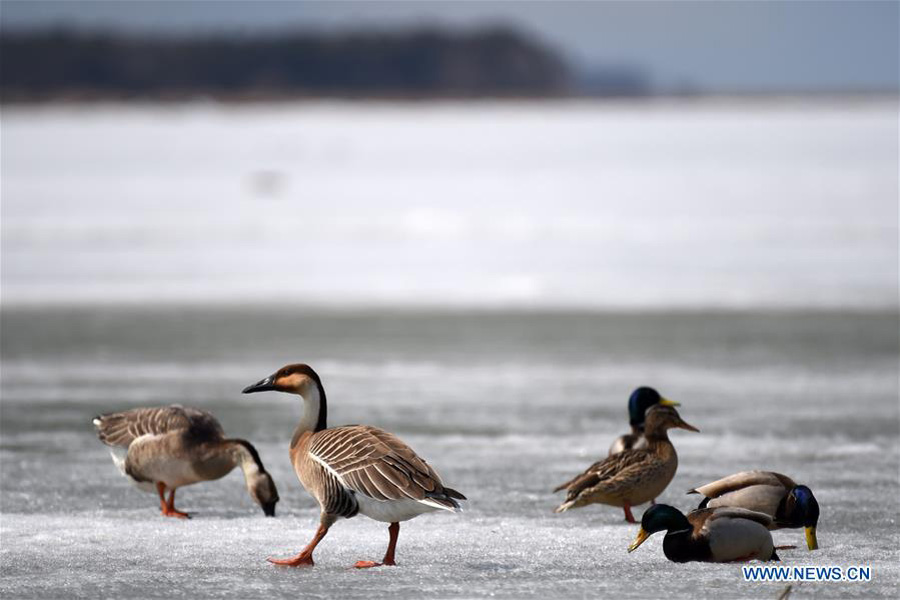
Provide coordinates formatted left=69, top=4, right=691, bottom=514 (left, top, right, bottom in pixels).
left=354, top=559, right=396, bottom=568
left=161, top=509, right=191, bottom=519
left=268, top=555, right=314, bottom=567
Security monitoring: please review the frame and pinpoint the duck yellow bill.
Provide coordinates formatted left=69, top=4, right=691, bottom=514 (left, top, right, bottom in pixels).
left=805, top=526, right=818, bottom=550
left=659, top=397, right=680, bottom=407
left=628, top=527, right=651, bottom=553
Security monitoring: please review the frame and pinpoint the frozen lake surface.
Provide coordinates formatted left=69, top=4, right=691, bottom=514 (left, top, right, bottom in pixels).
left=2, top=307, right=898, bottom=598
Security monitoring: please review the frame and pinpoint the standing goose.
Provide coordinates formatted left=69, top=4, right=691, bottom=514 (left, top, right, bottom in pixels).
left=93, top=405, right=279, bottom=518
left=627, top=504, right=779, bottom=562
left=688, top=470, right=820, bottom=550
left=242, top=363, right=466, bottom=568
left=553, top=405, right=698, bottom=522
left=609, top=387, right=680, bottom=455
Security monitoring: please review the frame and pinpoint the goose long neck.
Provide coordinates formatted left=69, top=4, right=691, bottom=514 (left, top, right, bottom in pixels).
left=228, top=439, right=266, bottom=478
left=295, top=378, right=328, bottom=436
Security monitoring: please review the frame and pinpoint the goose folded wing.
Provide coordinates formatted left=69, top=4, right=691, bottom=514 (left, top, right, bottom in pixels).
left=309, top=425, right=460, bottom=506
left=93, top=406, right=216, bottom=448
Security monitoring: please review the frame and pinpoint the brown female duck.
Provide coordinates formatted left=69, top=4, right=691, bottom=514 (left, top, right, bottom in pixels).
left=553, top=405, right=698, bottom=522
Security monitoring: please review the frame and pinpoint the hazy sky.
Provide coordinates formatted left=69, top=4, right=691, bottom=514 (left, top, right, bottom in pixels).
left=3, top=1, right=898, bottom=92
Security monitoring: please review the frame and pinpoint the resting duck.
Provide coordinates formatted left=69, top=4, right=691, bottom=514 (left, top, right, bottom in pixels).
left=609, top=387, right=679, bottom=455
left=553, top=405, right=698, bottom=522
left=688, top=470, right=820, bottom=550
left=242, top=363, right=466, bottom=568
left=628, top=504, right=779, bottom=562
left=93, top=405, right=279, bottom=518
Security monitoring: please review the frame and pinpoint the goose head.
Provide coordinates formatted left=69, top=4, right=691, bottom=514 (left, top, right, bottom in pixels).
left=242, top=363, right=321, bottom=397
left=231, top=439, right=279, bottom=516
left=248, top=469, right=279, bottom=517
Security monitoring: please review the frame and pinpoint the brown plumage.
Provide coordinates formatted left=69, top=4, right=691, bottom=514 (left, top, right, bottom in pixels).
left=93, top=405, right=279, bottom=517
left=242, top=363, right=465, bottom=568
left=553, top=405, right=698, bottom=522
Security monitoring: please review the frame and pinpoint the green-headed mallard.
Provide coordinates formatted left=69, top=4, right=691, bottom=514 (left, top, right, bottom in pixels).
left=553, top=405, right=698, bottom=522
left=688, top=470, right=820, bottom=550
left=242, top=363, right=466, bottom=568
left=609, top=387, right=680, bottom=455
left=628, top=504, right=779, bottom=562
left=93, top=405, right=279, bottom=518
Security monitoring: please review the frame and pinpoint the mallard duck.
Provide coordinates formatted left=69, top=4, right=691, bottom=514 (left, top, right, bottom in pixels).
left=553, top=405, right=698, bottom=522
left=242, top=363, right=466, bottom=568
left=628, top=504, right=779, bottom=562
left=93, top=405, right=279, bottom=518
left=688, top=470, right=819, bottom=550
left=609, top=387, right=680, bottom=455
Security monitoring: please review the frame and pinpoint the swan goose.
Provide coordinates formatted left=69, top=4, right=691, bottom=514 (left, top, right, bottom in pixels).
left=242, top=363, right=466, bottom=568
left=93, top=405, right=279, bottom=518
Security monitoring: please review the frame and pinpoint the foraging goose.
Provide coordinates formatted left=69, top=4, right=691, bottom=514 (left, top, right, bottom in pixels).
left=688, top=470, right=819, bottom=550
left=242, top=363, right=466, bottom=568
left=553, top=405, right=698, bottom=522
left=628, top=504, right=779, bottom=562
left=93, top=405, right=279, bottom=518
left=609, top=387, right=679, bottom=455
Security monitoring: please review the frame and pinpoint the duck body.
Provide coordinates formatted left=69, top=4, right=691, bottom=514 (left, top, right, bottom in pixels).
left=553, top=405, right=698, bottom=522
left=243, top=363, right=465, bottom=568
left=689, top=470, right=820, bottom=549
left=608, top=387, right=678, bottom=457
left=629, top=504, right=778, bottom=563
left=93, top=405, right=279, bottom=517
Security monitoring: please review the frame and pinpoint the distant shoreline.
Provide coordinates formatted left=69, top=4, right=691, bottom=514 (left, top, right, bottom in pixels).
left=2, top=91, right=898, bottom=107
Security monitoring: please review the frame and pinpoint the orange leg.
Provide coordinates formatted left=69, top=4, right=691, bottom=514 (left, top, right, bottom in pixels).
left=355, top=522, right=400, bottom=568
left=161, top=487, right=190, bottom=519
left=623, top=505, right=637, bottom=523
left=268, top=523, right=329, bottom=567
left=156, top=482, right=168, bottom=513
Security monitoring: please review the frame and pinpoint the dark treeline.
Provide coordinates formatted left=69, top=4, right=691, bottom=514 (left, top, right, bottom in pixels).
left=0, top=27, right=601, bottom=101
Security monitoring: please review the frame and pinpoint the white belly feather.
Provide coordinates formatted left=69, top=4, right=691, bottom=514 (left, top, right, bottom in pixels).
left=109, top=442, right=200, bottom=492
left=355, top=494, right=440, bottom=523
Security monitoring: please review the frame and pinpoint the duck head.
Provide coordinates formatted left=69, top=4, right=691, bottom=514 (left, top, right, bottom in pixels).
left=643, top=404, right=699, bottom=437
left=628, top=387, right=679, bottom=429
left=780, top=485, right=820, bottom=550
left=628, top=504, right=691, bottom=552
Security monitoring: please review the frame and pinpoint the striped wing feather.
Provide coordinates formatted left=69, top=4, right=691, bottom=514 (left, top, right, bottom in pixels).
left=556, top=448, right=653, bottom=498
left=93, top=406, right=223, bottom=448
left=309, top=425, right=465, bottom=509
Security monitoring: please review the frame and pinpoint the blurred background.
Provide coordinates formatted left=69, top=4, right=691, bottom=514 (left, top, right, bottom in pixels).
left=1, top=2, right=898, bottom=599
